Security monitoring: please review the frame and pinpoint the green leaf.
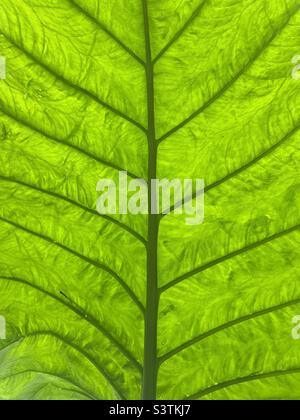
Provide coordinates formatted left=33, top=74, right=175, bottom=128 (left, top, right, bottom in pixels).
left=0, top=0, right=300, bottom=400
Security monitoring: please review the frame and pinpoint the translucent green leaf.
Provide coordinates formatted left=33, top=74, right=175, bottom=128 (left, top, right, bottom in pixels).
left=0, top=0, right=300, bottom=400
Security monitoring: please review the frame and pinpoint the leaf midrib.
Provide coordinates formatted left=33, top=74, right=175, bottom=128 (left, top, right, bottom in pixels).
left=142, top=0, right=160, bottom=401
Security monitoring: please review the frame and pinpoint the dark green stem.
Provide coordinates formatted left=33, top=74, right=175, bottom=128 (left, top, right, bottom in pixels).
left=142, top=0, right=159, bottom=400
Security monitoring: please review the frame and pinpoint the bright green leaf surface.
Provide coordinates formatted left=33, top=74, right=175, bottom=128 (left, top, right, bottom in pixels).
left=0, top=0, right=300, bottom=400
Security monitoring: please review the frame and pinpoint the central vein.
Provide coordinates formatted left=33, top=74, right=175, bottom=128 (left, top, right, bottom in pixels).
left=142, top=0, right=159, bottom=400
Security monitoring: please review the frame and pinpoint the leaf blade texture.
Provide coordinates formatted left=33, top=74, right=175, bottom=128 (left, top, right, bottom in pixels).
left=0, top=0, right=300, bottom=400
